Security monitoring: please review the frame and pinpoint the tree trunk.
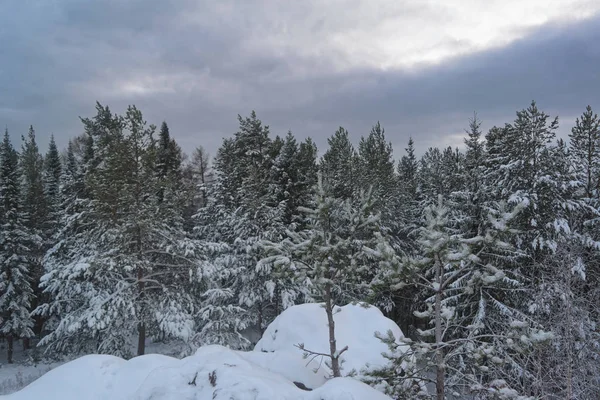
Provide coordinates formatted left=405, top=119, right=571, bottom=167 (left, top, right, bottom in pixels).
left=565, top=261, right=573, bottom=400
left=257, top=302, right=264, bottom=336
left=274, top=284, right=280, bottom=317
left=137, top=265, right=146, bottom=356
left=135, top=201, right=146, bottom=357
left=434, top=257, right=445, bottom=400
left=137, top=321, right=145, bottom=356
left=23, top=337, right=30, bottom=350
left=7, top=336, right=14, bottom=364
left=325, top=284, right=341, bottom=377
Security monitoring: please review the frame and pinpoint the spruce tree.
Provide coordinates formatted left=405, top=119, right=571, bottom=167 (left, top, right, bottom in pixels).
left=461, top=113, right=486, bottom=238
left=321, top=127, right=358, bottom=200
left=20, top=126, right=47, bottom=234
left=357, top=122, right=396, bottom=227
left=19, top=126, right=47, bottom=348
left=384, top=137, right=422, bottom=337
left=271, top=132, right=318, bottom=228
left=396, top=137, right=420, bottom=249
left=156, top=121, right=183, bottom=206
left=0, top=130, right=35, bottom=363
left=295, top=137, right=319, bottom=228
left=271, top=131, right=299, bottom=226
left=194, top=111, right=293, bottom=337
left=43, top=135, right=61, bottom=243
left=419, top=147, right=445, bottom=203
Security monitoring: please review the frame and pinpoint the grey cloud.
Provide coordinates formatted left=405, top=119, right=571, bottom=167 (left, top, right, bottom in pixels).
left=272, top=15, right=600, bottom=153
left=0, top=0, right=599, bottom=160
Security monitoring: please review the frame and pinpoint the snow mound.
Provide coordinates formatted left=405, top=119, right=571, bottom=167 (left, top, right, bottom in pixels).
left=3, top=345, right=390, bottom=400
left=254, top=302, right=408, bottom=380
left=239, top=348, right=328, bottom=389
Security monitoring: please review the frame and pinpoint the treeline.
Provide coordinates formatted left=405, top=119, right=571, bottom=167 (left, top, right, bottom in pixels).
left=1, top=101, right=599, bottom=398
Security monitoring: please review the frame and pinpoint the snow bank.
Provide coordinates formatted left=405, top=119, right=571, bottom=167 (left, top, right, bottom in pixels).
left=3, top=345, right=390, bottom=400
left=240, top=348, right=328, bottom=388
left=254, top=302, right=408, bottom=381
left=4, top=303, right=402, bottom=399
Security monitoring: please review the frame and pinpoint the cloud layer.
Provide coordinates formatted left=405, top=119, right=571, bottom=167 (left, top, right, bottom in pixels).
left=1, top=0, right=599, bottom=157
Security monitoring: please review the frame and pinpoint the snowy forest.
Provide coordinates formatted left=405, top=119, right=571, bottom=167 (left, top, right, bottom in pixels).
left=1, top=100, right=600, bottom=399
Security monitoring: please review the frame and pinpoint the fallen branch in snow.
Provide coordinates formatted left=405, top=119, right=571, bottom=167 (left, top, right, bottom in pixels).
left=208, top=370, right=217, bottom=387
left=293, top=381, right=313, bottom=391
left=188, top=372, right=198, bottom=386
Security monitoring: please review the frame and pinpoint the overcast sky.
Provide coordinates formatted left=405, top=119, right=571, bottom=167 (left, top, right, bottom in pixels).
left=1, top=0, right=599, bottom=158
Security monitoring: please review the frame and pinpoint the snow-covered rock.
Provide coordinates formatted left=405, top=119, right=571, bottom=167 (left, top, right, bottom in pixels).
left=254, top=302, right=408, bottom=382
left=3, top=345, right=390, bottom=400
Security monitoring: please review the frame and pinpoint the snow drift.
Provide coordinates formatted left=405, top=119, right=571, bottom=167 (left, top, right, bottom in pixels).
left=4, top=302, right=405, bottom=399
left=3, top=345, right=390, bottom=400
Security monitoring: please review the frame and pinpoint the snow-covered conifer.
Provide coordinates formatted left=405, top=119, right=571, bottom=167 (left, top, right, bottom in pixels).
left=0, top=130, right=36, bottom=363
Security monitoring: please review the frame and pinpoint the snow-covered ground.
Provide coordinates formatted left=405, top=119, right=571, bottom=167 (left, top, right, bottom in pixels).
left=0, top=338, right=188, bottom=395
left=2, top=303, right=406, bottom=399
left=0, top=362, right=60, bottom=396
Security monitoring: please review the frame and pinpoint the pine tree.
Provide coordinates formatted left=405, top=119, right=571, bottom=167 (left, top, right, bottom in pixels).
left=483, top=102, right=595, bottom=397
left=0, top=130, right=36, bottom=363
left=408, top=196, right=549, bottom=399
left=569, top=105, right=600, bottom=200
left=261, top=176, right=398, bottom=377
left=38, top=104, right=197, bottom=357
left=484, top=102, right=559, bottom=261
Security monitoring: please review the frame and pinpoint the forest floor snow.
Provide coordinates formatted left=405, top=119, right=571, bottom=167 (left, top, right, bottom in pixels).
left=2, top=302, right=406, bottom=399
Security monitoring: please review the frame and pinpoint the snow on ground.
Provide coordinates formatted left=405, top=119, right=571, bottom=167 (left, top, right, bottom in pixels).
left=0, top=362, right=62, bottom=396
left=3, top=302, right=404, bottom=399
left=0, top=339, right=66, bottom=396
left=0, top=338, right=188, bottom=395
left=254, top=302, right=408, bottom=381
left=3, top=345, right=391, bottom=400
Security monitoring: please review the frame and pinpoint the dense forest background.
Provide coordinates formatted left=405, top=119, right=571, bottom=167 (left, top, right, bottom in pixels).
left=1, top=101, right=599, bottom=399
